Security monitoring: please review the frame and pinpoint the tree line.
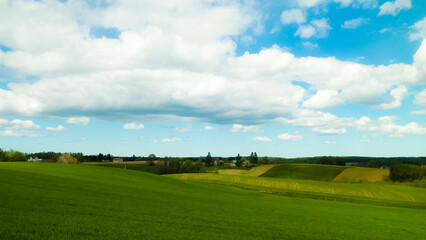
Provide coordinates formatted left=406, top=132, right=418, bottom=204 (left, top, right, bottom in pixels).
left=389, top=164, right=425, bottom=182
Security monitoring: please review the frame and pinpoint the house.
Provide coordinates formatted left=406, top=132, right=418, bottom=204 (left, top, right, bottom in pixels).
left=113, top=158, right=123, bottom=163
left=28, top=157, right=41, bottom=162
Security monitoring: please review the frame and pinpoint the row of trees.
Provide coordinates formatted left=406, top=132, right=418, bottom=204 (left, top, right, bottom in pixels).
left=0, top=149, right=26, bottom=162
left=389, top=164, right=425, bottom=182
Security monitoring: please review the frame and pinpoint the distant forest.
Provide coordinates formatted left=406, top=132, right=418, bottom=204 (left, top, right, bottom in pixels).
left=25, top=151, right=426, bottom=167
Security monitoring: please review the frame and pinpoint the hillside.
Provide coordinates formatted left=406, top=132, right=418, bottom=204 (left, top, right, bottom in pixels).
left=1, top=162, right=425, bottom=240
left=333, top=167, right=390, bottom=183
left=259, top=164, right=347, bottom=181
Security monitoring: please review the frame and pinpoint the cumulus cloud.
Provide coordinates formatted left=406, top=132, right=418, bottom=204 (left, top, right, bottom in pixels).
left=0, top=119, right=41, bottom=137
left=414, top=89, right=426, bottom=106
left=162, top=137, right=181, bottom=143
left=356, top=116, right=426, bottom=136
left=230, top=124, right=261, bottom=133
left=280, top=9, right=306, bottom=24
left=0, top=0, right=424, bottom=134
left=377, top=85, right=407, bottom=109
left=295, top=18, right=331, bottom=39
left=202, top=125, right=217, bottom=131
left=66, top=117, right=90, bottom=126
left=341, top=18, right=369, bottom=29
left=123, top=122, right=145, bottom=130
left=409, top=17, right=426, bottom=41
left=295, top=25, right=317, bottom=39
left=277, top=133, right=302, bottom=140
left=175, top=126, right=191, bottom=133
left=378, top=0, right=411, bottom=16
left=302, top=90, right=344, bottom=109
left=313, top=127, right=347, bottom=134
left=253, top=136, right=272, bottom=142
left=46, top=125, right=66, bottom=131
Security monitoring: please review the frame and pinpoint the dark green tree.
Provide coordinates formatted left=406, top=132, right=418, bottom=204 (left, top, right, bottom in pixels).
left=235, top=154, right=243, bottom=167
left=204, top=152, right=214, bottom=167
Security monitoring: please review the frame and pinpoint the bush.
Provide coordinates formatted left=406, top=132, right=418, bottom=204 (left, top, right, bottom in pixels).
left=57, top=154, right=79, bottom=164
left=0, top=149, right=26, bottom=162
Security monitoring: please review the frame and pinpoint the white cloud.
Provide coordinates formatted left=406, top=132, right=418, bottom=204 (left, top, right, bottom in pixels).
left=295, top=0, right=328, bottom=8
left=296, top=18, right=331, bottom=39
left=313, top=127, right=347, bottom=134
left=230, top=124, right=261, bottom=133
left=302, top=41, right=319, bottom=49
left=46, top=125, right=66, bottom=131
left=341, top=18, right=369, bottom=29
left=123, top=122, right=145, bottom=130
left=162, top=137, right=181, bottom=143
left=378, top=0, right=411, bottom=16
left=202, top=125, right=217, bottom=131
left=0, top=0, right=423, bottom=132
left=302, top=90, right=344, bottom=109
left=253, top=136, right=272, bottom=142
left=414, top=89, right=426, bottom=106
left=0, top=119, right=41, bottom=137
left=280, top=9, right=306, bottom=24
left=377, top=85, right=407, bottom=109
left=295, top=25, right=317, bottom=39
left=409, top=17, right=426, bottom=41
left=323, top=140, right=337, bottom=144
left=66, top=117, right=90, bottom=126
left=356, top=116, right=426, bottom=136
left=277, top=133, right=303, bottom=140
left=379, top=28, right=390, bottom=33
left=175, top=126, right=191, bottom=133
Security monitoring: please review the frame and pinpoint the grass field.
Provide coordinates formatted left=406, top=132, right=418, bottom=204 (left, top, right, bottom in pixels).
left=333, top=167, right=390, bottom=183
left=168, top=173, right=426, bottom=208
left=218, top=164, right=277, bottom=176
left=1, top=162, right=426, bottom=239
left=259, top=164, right=348, bottom=181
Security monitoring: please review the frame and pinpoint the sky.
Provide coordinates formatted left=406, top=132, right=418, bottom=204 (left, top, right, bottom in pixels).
left=0, top=0, right=426, bottom=157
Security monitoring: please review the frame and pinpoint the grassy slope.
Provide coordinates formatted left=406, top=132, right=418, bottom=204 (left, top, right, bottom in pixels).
left=218, top=165, right=277, bottom=177
left=0, top=163, right=425, bottom=240
left=333, top=167, right=390, bottom=183
left=260, top=164, right=347, bottom=181
left=168, top=173, right=426, bottom=207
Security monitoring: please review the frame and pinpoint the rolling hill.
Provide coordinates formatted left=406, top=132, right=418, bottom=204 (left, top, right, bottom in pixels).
left=259, top=164, right=348, bottom=181
left=1, top=162, right=425, bottom=240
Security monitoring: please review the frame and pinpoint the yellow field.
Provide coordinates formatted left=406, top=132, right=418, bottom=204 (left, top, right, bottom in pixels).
left=218, top=164, right=277, bottom=176
left=218, top=169, right=248, bottom=175
left=333, top=167, right=390, bottom=183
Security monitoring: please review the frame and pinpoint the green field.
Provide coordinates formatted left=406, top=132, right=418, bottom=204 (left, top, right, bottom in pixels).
left=218, top=164, right=277, bottom=176
left=259, top=164, right=348, bottom=181
left=1, top=162, right=426, bottom=239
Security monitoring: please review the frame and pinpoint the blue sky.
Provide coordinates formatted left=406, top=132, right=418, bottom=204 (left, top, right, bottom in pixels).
left=1, top=0, right=426, bottom=157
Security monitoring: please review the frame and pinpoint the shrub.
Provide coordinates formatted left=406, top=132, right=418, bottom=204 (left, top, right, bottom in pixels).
left=57, top=154, right=79, bottom=164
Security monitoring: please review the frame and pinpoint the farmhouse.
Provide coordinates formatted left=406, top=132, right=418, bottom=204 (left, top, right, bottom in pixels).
left=28, top=157, right=41, bottom=162
left=113, top=158, right=123, bottom=163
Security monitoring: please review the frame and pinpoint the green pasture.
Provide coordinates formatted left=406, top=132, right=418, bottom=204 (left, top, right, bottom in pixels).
left=168, top=173, right=426, bottom=208
left=259, top=164, right=348, bottom=181
left=1, top=162, right=425, bottom=240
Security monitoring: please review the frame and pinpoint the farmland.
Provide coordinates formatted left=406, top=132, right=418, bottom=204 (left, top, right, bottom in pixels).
left=1, top=162, right=426, bottom=239
left=258, top=164, right=348, bottom=181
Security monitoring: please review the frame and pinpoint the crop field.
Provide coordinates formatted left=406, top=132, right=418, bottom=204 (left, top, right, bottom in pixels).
left=259, top=164, right=348, bottom=181
left=1, top=162, right=426, bottom=240
left=218, top=164, right=277, bottom=176
left=332, top=167, right=390, bottom=183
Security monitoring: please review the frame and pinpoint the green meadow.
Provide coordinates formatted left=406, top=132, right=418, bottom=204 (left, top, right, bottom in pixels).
left=259, top=164, right=348, bottom=181
left=1, top=162, right=426, bottom=240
